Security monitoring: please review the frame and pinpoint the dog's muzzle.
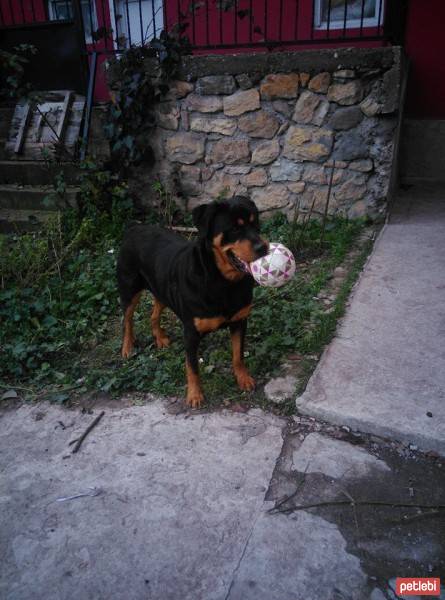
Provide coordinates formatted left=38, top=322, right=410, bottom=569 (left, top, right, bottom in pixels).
left=227, top=250, right=250, bottom=273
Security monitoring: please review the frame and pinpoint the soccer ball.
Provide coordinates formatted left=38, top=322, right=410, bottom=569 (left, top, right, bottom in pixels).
left=248, top=242, right=296, bottom=288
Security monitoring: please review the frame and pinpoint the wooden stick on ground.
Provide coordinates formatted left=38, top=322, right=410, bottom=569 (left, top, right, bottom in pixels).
left=71, top=411, right=105, bottom=454
left=274, top=500, right=445, bottom=515
left=268, top=463, right=309, bottom=514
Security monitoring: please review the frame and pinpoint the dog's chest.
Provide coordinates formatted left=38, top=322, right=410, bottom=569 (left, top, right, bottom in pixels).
left=193, top=303, right=252, bottom=334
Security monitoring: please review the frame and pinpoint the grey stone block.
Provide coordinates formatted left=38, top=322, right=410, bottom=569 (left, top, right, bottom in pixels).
left=329, top=106, right=364, bottom=131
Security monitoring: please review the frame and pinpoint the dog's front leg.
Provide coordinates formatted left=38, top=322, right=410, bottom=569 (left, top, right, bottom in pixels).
left=229, top=320, right=255, bottom=391
left=184, top=324, right=204, bottom=408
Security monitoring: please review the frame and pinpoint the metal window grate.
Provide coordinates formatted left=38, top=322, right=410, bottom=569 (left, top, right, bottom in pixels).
left=0, top=0, right=395, bottom=52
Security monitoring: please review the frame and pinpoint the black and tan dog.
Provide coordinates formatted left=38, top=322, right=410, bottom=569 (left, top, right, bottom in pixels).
left=116, top=196, right=269, bottom=408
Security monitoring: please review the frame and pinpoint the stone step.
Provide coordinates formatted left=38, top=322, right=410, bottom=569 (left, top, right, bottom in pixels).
left=0, top=184, right=78, bottom=211
left=0, top=105, right=15, bottom=138
left=0, top=105, right=16, bottom=160
left=0, top=208, right=56, bottom=233
left=0, top=142, right=9, bottom=160
left=0, top=160, right=79, bottom=186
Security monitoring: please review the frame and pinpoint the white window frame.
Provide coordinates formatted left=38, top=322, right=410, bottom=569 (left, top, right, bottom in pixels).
left=314, top=0, right=385, bottom=30
left=113, top=0, right=164, bottom=49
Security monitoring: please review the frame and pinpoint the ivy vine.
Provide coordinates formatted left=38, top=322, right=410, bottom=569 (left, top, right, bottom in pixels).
left=104, top=27, right=190, bottom=174
left=0, top=44, right=37, bottom=101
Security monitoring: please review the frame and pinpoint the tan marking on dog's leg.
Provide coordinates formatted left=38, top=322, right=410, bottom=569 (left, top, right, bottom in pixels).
left=230, top=304, right=252, bottom=322
left=186, top=359, right=204, bottom=408
left=121, top=291, right=142, bottom=358
left=231, top=327, right=255, bottom=391
left=151, top=298, right=170, bottom=348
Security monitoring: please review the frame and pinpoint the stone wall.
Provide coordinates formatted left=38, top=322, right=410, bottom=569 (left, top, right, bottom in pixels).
left=111, top=47, right=404, bottom=220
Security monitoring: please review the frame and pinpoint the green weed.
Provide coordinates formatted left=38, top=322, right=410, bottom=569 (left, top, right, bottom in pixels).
left=0, top=211, right=369, bottom=409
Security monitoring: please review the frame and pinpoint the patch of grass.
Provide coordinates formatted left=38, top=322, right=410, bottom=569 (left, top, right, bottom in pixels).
left=0, top=212, right=370, bottom=409
left=300, top=237, right=373, bottom=356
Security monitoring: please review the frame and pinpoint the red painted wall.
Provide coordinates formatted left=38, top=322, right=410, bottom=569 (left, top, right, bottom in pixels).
left=165, top=0, right=385, bottom=52
left=1, top=0, right=395, bottom=104
left=404, top=0, right=445, bottom=118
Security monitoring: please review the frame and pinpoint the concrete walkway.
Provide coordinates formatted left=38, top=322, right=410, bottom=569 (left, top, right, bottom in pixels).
left=296, top=184, right=445, bottom=454
left=2, top=400, right=444, bottom=600
left=0, top=402, right=283, bottom=600
left=0, top=402, right=378, bottom=600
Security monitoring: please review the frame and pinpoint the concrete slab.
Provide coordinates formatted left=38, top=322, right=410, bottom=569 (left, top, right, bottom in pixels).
left=2, top=400, right=444, bottom=600
left=0, top=402, right=284, bottom=600
left=292, top=432, right=390, bottom=479
left=226, top=510, right=369, bottom=600
left=267, top=421, right=445, bottom=600
left=297, top=186, right=445, bottom=454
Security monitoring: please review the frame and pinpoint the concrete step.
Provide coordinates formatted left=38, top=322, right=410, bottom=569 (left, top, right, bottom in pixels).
left=0, top=208, right=57, bottom=233
left=0, top=105, right=16, bottom=160
left=0, top=142, right=9, bottom=160
left=0, top=184, right=78, bottom=211
left=0, top=160, right=79, bottom=186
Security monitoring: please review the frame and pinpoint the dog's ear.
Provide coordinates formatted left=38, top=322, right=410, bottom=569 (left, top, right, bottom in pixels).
left=233, top=196, right=258, bottom=216
left=192, top=202, right=218, bottom=238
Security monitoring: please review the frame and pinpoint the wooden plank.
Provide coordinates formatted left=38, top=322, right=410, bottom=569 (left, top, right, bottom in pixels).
left=33, top=113, right=44, bottom=143
left=14, top=102, right=32, bottom=154
left=55, top=91, right=73, bottom=144
left=5, top=92, right=86, bottom=160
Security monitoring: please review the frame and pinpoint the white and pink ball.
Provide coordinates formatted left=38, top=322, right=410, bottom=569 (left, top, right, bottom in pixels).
left=244, top=242, right=296, bottom=288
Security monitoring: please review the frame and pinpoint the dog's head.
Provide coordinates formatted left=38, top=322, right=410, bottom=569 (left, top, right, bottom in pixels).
left=192, top=197, right=269, bottom=279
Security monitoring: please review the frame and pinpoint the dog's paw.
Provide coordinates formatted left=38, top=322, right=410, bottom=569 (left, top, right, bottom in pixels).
left=155, top=334, right=171, bottom=349
left=121, top=343, right=133, bottom=359
left=236, top=369, right=255, bottom=391
left=186, top=388, right=204, bottom=409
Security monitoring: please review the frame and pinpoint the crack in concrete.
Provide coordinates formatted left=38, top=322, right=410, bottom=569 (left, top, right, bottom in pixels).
left=223, top=506, right=262, bottom=600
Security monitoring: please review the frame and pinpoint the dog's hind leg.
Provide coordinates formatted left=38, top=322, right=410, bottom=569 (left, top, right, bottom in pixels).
left=121, top=291, right=142, bottom=358
left=151, top=298, right=170, bottom=349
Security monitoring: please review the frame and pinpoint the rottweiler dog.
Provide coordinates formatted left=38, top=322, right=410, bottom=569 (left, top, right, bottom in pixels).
left=116, top=196, right=269, bottom=408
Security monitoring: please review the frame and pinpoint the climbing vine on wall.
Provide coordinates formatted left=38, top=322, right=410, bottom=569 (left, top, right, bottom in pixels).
left=104, top=27, right=191, bottom=174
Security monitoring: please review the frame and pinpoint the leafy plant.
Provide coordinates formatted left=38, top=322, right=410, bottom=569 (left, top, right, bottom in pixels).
left=0, top=44, right=37, bottom=100
left=75, top=159, right=134, bottom=233
left=0, top=240, right=118, bottom=379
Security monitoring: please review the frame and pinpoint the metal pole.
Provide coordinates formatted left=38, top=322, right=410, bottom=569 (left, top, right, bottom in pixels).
left=360, top=0, right=365, bottom=36
left=327, top=0, right=332, bottom=38
left=80, top=51, right=97, bottom=161
left=342, top=0, right=348, bottom=38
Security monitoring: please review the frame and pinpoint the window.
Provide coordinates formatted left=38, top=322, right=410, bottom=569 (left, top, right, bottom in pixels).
left=113, top=0, right=163, bottom=48
left=47, top=0, right=98, bottom=43
left=315, top=0, right=384, bottom=30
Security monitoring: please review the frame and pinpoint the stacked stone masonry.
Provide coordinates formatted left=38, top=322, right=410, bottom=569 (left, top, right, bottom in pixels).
left=139, top=49, right=402, bottom=219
